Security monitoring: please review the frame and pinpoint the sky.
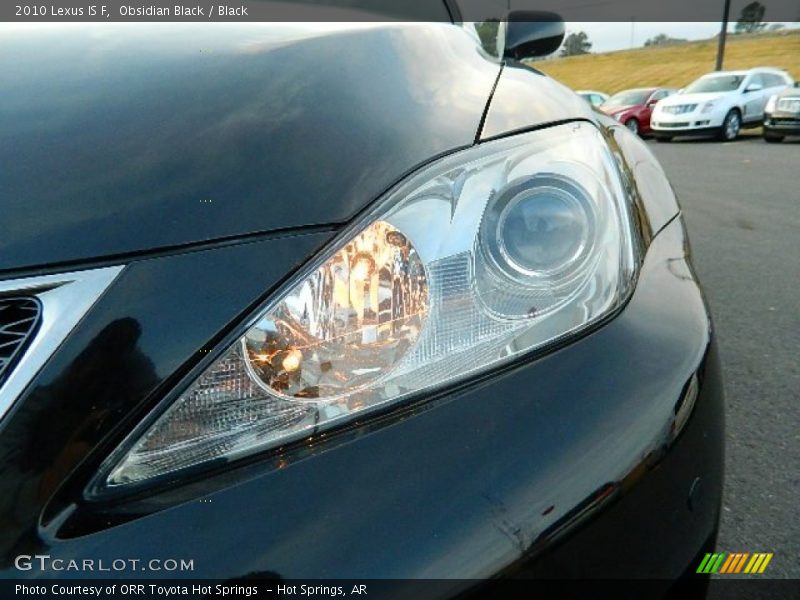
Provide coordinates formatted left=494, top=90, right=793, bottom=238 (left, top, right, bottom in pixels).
left=567, top=22, right=799, bottom=53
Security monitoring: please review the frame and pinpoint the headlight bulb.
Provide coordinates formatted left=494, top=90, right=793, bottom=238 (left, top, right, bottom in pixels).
left=243, top=220, right=428, bottom=401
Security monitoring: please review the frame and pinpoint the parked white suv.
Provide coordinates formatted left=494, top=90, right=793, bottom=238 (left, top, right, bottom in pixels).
left=651, top=67, right=793, bottom=141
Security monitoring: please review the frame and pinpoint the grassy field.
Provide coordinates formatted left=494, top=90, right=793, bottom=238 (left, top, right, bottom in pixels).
left=530, top=29, right=800, bottom=95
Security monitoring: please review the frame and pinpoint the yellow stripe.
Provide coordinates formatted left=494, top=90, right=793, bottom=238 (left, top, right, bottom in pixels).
left=744, top=554, right=759, bottom=573
left=758, top=553, right=773, bottom=573
left=734, top=553, right=750, bottom=573
left=720, top=554, right=736, bottom=573
left=750, top=554, right=766, bottom=573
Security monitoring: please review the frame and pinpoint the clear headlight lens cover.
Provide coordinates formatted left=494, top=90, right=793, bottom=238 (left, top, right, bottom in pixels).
left=107, top=122, right=636, bottom=486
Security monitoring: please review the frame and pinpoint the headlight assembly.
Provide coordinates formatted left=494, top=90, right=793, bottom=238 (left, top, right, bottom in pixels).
left=105, top=122, right=638, bottom=487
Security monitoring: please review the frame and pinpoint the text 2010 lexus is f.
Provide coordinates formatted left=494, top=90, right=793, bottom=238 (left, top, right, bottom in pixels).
left=0, top=12, right=723, bottom=596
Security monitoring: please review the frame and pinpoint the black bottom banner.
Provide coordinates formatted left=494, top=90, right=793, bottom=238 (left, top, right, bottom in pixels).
left=2, top=579, right=799, bottom=600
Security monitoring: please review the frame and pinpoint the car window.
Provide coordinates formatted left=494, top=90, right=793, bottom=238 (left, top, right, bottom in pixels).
left=684, top=75, right=745, bottom=93
left=763, top=73, right=787, bottom=88
left=604, top=90, right=651, bottom=107
left=651, top=90, right=669, bottom=101
left=591, top=94, right=604, bottom=106
left=748, top=73, right=766, bottom=89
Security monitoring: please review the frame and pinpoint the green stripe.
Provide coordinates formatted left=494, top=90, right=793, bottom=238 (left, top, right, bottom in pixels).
left=696, top=554, right=713, bottom=574
left=711, top=553, right=726, bottom=573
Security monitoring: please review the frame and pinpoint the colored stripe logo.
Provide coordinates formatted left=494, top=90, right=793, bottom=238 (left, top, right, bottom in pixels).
left=697, top=552, right=773, bottom=574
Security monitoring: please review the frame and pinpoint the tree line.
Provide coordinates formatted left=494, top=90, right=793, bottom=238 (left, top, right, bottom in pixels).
left=559, top=1, right=777, bottom=57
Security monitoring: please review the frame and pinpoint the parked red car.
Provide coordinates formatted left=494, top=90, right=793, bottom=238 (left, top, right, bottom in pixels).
left=600, top=87, right=676, bottom=136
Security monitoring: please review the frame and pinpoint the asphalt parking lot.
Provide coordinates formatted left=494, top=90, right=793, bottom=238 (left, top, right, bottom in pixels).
left=646, top=134, right=799, bottom=580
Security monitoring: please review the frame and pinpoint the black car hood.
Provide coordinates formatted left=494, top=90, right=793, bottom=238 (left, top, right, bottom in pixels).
left=1, top=23, right=500, bottom=273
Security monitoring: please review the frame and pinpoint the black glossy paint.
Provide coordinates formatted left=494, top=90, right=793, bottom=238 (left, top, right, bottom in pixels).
left=0, top=215, right=722, bottom=581
left=0, top=230, right=334, bottom=563
left=0, top=23, right=498, bottom=273
left=479, top=61, right=596, bottom=140
left=608, top=121, right=681, bottom=237
left=1, top=22, right=721, bottom=587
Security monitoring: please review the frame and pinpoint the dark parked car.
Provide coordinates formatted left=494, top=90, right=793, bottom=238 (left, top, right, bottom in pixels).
left=0, top=15, right=722, bottom=595
left=763, top=81, right=800, bottom=142
left=601, top=87, right=677, bottom=136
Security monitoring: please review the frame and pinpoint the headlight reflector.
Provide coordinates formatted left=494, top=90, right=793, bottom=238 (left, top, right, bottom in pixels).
left=243, top=220, right=428, bottom=401
left=106, top=122, right=637, bottom=487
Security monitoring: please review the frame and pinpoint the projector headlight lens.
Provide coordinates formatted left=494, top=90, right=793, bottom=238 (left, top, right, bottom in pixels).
left=484, top=174, right=595, bottom=278
left=105, top=122, right=637, bottom=487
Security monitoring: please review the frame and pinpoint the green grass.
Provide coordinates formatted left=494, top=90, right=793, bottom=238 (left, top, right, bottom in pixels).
left=530, top=29, right=800, bottom=95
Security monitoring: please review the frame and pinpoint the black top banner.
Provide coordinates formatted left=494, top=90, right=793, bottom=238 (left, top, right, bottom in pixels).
left=2, top=0, right=800, bottom=22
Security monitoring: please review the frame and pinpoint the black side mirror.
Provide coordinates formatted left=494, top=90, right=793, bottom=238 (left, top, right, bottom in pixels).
left=503, top=11, right=565, bottom=60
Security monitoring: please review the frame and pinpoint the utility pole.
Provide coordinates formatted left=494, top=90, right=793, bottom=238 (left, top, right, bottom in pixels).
left=715, top=0, right=731, bottom=70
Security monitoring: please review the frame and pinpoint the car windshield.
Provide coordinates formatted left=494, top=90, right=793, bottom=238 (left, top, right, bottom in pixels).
left=684, top=75, right=745, bottom=93
left=602, top=90, right=651, bottom=107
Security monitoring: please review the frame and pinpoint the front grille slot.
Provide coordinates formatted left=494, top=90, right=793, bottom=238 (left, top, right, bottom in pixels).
left=0, top=297, right=42, bottom=386
left=772, top=117, right=800, bottom=126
